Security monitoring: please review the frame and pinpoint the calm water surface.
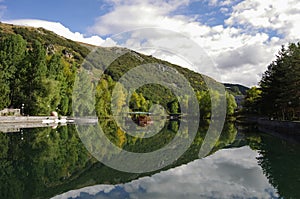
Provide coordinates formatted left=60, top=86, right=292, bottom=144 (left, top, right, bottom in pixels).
left=0, top=121, right=299, bottom=199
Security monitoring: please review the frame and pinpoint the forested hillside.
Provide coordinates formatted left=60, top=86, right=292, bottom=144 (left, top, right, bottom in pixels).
left=0, top=22, right=88, bottom=115
left=0, top=22, right=236, bottom=117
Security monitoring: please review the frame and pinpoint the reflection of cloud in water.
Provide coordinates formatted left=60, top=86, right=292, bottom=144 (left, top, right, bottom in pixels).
left=52, top=146, right=278, bottom=199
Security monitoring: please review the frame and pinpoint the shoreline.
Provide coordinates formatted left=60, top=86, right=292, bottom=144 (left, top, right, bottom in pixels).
left=0, top=116, right=71, bottom=133
left=0, top=116, right=99, bottom=133
left=0, top=116, right=69, bottom=124
left=257, top=118, right=300, bottom=136
left=236, top=115, right=300, bottom=141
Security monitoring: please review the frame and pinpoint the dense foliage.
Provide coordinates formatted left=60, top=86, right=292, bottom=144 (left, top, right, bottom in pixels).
left=242, top=86, right=262, bottom=114
left=0, top=23, right=85, bottom=115
left=244, top=42, right=300, bottom=120
left=90, top=48, right=237, bottom=118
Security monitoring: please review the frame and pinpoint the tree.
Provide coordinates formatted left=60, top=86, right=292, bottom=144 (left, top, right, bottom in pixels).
left=0, top=34, right=27, bottom=109
left=20, top=40, right=47, bottom=115
left=0, top=78, right=10, bottom=110
left=129, top=92, right=149, bottom=112
left=196, top=90, right=211, bottom=119
left=260, top=43, right=300, bottom=120
left=47, top=54, right=63, bottom=79
left=243, top=86, right=262, bottom=114
left=226, top=92, right=237, bottom=116
left=95, top=75, right=113, bottom=118
left=35, top=79, right=61, bottom=115
left=169, top=100, right=179, bottom=114
left=72, top=69, right=95, bottom=117
left=111, top=83, right=127, bottom=116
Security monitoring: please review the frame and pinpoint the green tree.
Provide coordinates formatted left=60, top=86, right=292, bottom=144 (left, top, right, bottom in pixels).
left=0, top=34, right=27, bottom=109
left=169, top=100, right=179, bottom=114
left=47, top=54, right=63, bottom=80
left=243, top=86, right=262, bottom=114
left=129, top=92, right=149, bottom=112
left=226, top=92, right=237, bottom=116
left=0, top=78, right=10, bottom=110
left=260, top=43, right=300, bottom=120
left=111, top=83, right=127, bottom=115
left=196, top=90, right=211, bottom=119
left=20, top=40, right=47, bottom=115
left=95, top=75, right=114, bottom=118
left=35, top=79, right=61, bottom=115
left=72, top=69, right=95, bottom=117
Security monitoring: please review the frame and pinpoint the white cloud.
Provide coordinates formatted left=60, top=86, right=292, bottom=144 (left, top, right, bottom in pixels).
left=5, top=0, right=299, bottom=87
left=208, top=0, right=219, bottom=6
left=86, top=0, right=292, bottom=87
left=207, top=0, right=238, bottom=7
left=216, top=44, right=269, bottom=69
left=88, top=5, right=191, bottom=35
left=105, top=0, right=190, bottom=12
left=3, top=19, right=107, bottom=46
left=226, top=0, right=300, bottom=41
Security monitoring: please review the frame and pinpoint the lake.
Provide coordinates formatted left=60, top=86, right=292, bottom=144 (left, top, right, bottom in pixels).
left=0, top=120, right=299, bottom=199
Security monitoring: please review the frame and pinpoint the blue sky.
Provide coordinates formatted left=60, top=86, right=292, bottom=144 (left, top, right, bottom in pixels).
left=1, top=0, right=238, bottom=34
left=1, top=0, right=299, bottom=86
left=1, top=0, right=107, bottom=32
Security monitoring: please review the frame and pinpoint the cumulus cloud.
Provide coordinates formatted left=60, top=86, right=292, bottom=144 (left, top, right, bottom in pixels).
left=3, top=19, right=107, bottom=46
left=216, top=43, right=270, bottom=69
left=208, top=0, right=239, bottom=7
left=88, top=0, right=191, bottom=36
left=52, top=146, right=278, bottom=199
left=226, top=0, right=300, bottom=41
left=85, top=0, right=293, bottom=87
left=4, top=0, right=298, bottom=86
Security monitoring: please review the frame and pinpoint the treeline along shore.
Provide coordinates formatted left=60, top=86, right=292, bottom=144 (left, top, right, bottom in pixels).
left=239, top=42, right=300, bottom=139
left=237, top=116, right=300, bottom=137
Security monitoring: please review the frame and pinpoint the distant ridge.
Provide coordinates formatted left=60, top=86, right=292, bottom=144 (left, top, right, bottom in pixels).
left=224, top=83, right=249, bottom=96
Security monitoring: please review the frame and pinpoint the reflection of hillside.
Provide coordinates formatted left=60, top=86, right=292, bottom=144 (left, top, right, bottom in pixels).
left=0, top=122, right=238, bottom=199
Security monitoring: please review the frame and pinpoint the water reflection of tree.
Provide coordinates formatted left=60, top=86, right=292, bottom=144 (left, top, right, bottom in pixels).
left=0, top=121, right=239, bottom=198
left=214, top=122, right=237, bottom=150
left=225, top=129, right=300, bottom=199
left=257, top=135, right=300, bottom=199
left=0, top=126, right=94, bottom=199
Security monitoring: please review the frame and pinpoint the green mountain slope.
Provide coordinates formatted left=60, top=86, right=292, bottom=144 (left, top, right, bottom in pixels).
left=0, top=22, right=237, bottom=117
